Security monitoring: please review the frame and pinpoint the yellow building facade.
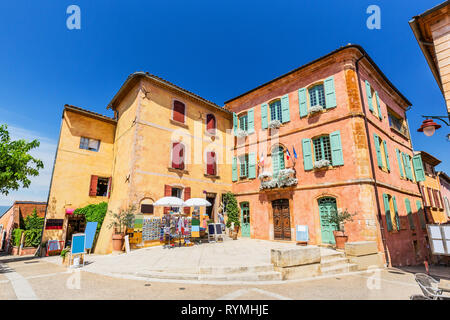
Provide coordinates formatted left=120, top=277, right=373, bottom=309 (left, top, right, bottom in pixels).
left=43, top=73, right=233, bottom=254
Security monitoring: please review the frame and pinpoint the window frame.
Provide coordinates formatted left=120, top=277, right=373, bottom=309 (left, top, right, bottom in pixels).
left=206, top=150, right=217, bottom=176
left=312, top=135, right=332, bottom=164
left=239, top=113, right=248, bottom=132
left=308, top=83, right=326, bottom=109
left=171, top=142, right=185, bottom=170
left=205, top=113, right=217, bottom=135
left=271, top=145, right=285, bottom=177
left=269, top=99, right=282, bottom=122
left=172, top=99, right=186, bottom=124
left=80, top=137, right=100, bottom=152
left=239, top=154, right=249, bottom=178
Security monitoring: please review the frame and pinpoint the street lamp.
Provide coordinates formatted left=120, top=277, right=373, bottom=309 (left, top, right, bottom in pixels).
left=417, top=115, right=449, bottom=138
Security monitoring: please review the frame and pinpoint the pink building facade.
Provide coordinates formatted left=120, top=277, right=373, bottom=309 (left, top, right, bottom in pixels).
left=225, top=45, right=429, bottom=267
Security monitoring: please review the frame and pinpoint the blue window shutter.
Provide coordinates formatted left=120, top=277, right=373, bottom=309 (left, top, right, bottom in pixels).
left=281, top=94, right=290, bottom=123
left=373, top=134, right=383, bottom=168
left=261, top=103, right=268, bottom=129
left=324, top=76, right=337, bottom=109
left=302, top=139, right=313, bottom=171
left=396, top=149, right=404, bottom=178
left=247, top=108, right=255, bottom=133
left=412, top=154, right=425, bottom=182
left=383, top=140, right=390, bottom=172
left=298, top=88, right=308, bottom=118
left=383, top=194, right=393, bottom=232
left=405, top=198, right=415, bottom=230
left=233, top=112, right=238, bottom=133
left=232, top=156, right=238, bottom=181
left=365, top=80, right=374, bottom=112
left=375, top=91, right=382, bottom=120
left=392, top=196, right=400, bottom=231
left=330, top=130, right=344, bottom=166
left=248, top=153, right=256, bottom=179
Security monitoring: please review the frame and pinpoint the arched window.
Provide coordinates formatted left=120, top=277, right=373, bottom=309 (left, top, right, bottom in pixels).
left=269, top=100, right=282, bottom=122
left=272, top=146, right=285, bottom=177
left=171, top=142, right=185, bottom=170
left=206, top=114, right=216, bottom=134
left=309, top=84, right=326, bottom=109
left=173, top=100, right=186, bottom=123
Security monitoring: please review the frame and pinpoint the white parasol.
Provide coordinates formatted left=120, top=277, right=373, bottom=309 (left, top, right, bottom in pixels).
left=153, top=196, right=186, bottom=207
left=184, top=198, right=212, bottom=207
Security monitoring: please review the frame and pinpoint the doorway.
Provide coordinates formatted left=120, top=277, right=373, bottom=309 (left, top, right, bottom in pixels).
left=272, top=199, right=291, bottom=240
left=206, top=193, right=216, bottom=221
left=65, top=215, right=86, bottom=245
left=318, top=197, right=338, bottom=244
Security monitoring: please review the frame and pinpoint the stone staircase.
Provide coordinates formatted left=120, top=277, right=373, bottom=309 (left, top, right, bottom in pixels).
left=320, top=250, right=358, bottom=275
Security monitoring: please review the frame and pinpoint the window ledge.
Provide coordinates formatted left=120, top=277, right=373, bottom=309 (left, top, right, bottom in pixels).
left=390, top=127, right=409, bottom=140
left=170, top=119, right=188, bottom=129
left=168, top=167, right=189, bottom=174
left=204, top=174, right=220, bottom=179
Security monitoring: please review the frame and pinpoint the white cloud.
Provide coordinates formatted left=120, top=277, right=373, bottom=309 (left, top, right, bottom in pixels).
left=0, top=125, right=57, bottom=206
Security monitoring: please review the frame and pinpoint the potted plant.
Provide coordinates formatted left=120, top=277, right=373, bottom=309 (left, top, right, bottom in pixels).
left=107, top=205, right=136, bottom=252
left=60, top=248, right=70, bottom=266
left=322, top=208, right=357, bottom=249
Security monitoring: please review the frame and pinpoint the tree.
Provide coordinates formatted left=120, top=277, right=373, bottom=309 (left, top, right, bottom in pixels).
left=0, top=124, right=44, bottom=195
left=223, top=192, right=240, bottom=229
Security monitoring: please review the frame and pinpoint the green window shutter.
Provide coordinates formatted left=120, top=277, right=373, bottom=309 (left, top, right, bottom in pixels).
left=298, top=88, right=308, bottom=118
left=279, top=149, right=285, bottom=171
left=248, top=153, right=256, bottom=179
left=412, top=154, right=425, bottom=182
left=330, top=130, right=344, bottom=166
left=373, top=134, right=383, bottom=168
left=396, top=149, right=404, bottom=178
left=405, top=198, right=415, bottom=230
left=383, top=140, right=390, bottom=172
left=272, top=150, right=279, bottom=177
left=233, top=112, right=238, bottom=133
left=416, top=200, right=426, bottom=229
left=383, top=194, right=393, bottom=232
left=392, top=196, right=400, bottom=231
left=404, top=154, right=413, bottom=181
left=302, top=139, right=313, bottom=171
left=232, top=156, right=238, bottom=181
left=247, top=108, right=255, bottom=133
left=261, top=103, right=268, bottom=129
left=375, top=91, right=382, bottom=120
left=402, top=153, right=410, bottom=180
left=281, top=94, right=290, bottom=123
left=365, top=80, right=374, bottom=112
left=324, top=76, right=337, bottom=109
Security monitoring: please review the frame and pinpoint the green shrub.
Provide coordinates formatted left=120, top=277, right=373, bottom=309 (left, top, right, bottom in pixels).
left=223, top=192, right=240, bottom=229
left=23, top=229, right=42, bottom=247
left=24, top=209, right=44, bottom=230
left=11, top=228, right=24, bottom=247
left=73, top=202, right=108, bottom=233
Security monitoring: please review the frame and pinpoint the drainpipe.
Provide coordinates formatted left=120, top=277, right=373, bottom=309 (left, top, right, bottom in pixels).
left=354, top=54, right=391, bottom=267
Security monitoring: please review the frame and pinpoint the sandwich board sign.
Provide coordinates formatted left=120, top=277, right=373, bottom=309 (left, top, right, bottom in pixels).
left=84, top=222, right=98, bottom=252
left=70, top=233, right=86, bottom=267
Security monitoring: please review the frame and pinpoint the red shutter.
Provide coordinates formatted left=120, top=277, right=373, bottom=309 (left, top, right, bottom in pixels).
left=172, top=143, right=179, bottom=169
left=207, top=114, right=216, bottom=133
left=173, top=101, right=185, bottom=123
left=438, top=191, right=444, bottom=210
left=89, top=175, right=98, bottom=196
left=427, top=188, right=434, bottom=207
left=212, top=152, right=216, bottom=176
left=206, top=152, right=213, bottom=175
left=179, top=144, right=185, bottom=170
left=184, top=187, right=191, bottom=214
left=421, top=186, right=428, bottom=206
left=434, top=190, right=441, bottom=209
left=164, top=185, right=172, bottom=214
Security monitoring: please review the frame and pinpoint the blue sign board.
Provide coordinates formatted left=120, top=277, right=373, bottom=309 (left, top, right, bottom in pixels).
left=84, top=222, right=98, bottom=250
left=71, top=233, right=86, bottom=255
left=296, top=225, right=309, bottom=242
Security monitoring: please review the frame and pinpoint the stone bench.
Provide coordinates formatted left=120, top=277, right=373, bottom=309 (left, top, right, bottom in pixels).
left=271, top=246, right=321, bottom=280
left=344, top=241, right=384, bottom=270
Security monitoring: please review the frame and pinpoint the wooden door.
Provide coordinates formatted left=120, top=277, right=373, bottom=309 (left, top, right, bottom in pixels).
left=272, top=199, right=291, bottom=240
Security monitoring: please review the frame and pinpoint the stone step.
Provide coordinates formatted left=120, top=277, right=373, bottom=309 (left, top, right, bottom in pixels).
left=134, top=271, right=199, bottom=280
left=131, top=270, right=282, bottom=282
left=320, top=263, right=358, bottom=276
left=320, top=257, right=350, bottom=268
left=199, top=264, right=274, bottom=274
left=320, top=252, right=346, bottom=263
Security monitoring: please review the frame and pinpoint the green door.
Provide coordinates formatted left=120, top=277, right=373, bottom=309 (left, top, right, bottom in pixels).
left=240, top=202, right=250, bottom=237
left=318, top=197, right=338, bottom=244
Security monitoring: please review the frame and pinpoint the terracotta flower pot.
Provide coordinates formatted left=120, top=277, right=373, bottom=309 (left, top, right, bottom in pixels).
left=333, top=230, right=348, bottom=249
left=112, top=233, right=125, bottom=252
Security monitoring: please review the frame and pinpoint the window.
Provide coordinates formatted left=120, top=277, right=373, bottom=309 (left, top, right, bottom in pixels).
left=89, top=175, right=111, bottom=197
left=206, top=114, right=216, bottom=134
left=269, top=100, right=282, bottom=122
left=173, top=100, right=185, bottom=123
left=382, top=193, right=400, bottom=232
left=141, top=204, right=154, bottom=214
left=171, top=142, right=185, bottom=170
left=309, top=84, right=326, bottom=108
left=239, top=114, right=248, bottom=131
left=206, top=151, right=217, bottom=176
left=239, top=154, right=249, bottom=178
left=313, top=136, right=332, bottom=163
left=272, top=146, right=285, bottom=177
left=388, top=110, right=408, bottom=136
left=427, top=188, right=435, bottom=207
left=171, top=188, right=182, bottom=213
left=374, top=134, right=390, bottom=172
left=80, top=137, right=100, bottom=152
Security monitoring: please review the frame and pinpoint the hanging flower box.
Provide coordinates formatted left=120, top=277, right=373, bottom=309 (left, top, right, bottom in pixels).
left=260, top=169, right=297, bottom=190
left=235, top=129, right=248, bottom=138
left=309, top=105, right=324, bottom=115
left=314, top=159, right=331, bottom=169
left=258, top=171, right=273, bottom=181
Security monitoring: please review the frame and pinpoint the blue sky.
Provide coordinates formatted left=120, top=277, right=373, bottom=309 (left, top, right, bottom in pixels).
left=0, top=0, right=448, bottom=205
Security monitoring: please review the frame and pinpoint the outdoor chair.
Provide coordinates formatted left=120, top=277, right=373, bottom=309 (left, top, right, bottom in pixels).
left=414, top=273, right=449, bottom=300
left=410, top=294, right=432, bottom=300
